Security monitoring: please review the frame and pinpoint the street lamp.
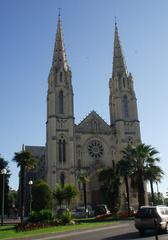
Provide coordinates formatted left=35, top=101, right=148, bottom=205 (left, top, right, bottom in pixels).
left=1, top=168, right=7, bottom=226
left=28, top=180, right=33, bottom=215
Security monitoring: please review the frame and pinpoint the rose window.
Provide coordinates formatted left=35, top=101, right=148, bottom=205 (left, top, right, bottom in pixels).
left=88, top=141, right=104, bottom=160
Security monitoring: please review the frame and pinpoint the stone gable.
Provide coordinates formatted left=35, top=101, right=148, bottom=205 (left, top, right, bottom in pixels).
left=75, top=111, right=111, bottom=134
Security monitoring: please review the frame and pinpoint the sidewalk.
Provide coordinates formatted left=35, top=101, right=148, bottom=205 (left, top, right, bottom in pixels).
left=3, top=217, right=20, bottom=224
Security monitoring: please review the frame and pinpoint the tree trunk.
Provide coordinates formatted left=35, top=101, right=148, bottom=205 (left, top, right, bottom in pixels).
left=124, top=176, right=130, bottom=217
left=137, top=173, right=145, bottom=208
left=150, top=179, right=155, bottom=205
left=83, top=182, right=87, bottom=216
left=20, top=166, right=25, bottom=225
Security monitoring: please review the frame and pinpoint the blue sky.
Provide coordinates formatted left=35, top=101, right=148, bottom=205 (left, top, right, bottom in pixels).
left=1, top=0, right=168, bottom=195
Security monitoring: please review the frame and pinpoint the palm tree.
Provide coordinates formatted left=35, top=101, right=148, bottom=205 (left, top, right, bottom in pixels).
left=98, top=162, right=121, bottom=213
left=0, top=156, right=10, bottom=216
left=117, top=148, right=133, bottom=216
left=145, top=165, right=164, bottom=205
left=143, top=147, right=164, bottom=205
left=13, top=149, right=36, bottom=224
left=78, top=175, right=89, bottom=213
left=120, top=143, right=163, bottom=208
left=155, top=173, right=163, bottom=201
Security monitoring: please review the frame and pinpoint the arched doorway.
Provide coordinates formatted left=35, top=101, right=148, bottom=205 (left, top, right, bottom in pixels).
left=89, top=168, right=104, bottom=205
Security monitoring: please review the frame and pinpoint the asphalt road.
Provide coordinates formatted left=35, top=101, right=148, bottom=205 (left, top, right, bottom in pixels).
left=13, top=221, right=168, bottom=240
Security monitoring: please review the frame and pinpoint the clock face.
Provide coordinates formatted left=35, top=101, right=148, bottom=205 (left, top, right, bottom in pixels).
left=88, top=141, right=104, bottom=160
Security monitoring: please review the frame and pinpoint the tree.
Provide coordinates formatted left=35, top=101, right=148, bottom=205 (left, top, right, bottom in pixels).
left=129, top=144, right=147, bottom=207
left=143, top=146, right=162, bottom=205
left=78, top=175, right=89, bottom=213
left=7, top=189, right=18, bottom=218
left=53, top=184, right=78, bottom=209
left=0, top=156, right=10, bottom=215
left=13, top=149, right=36, bottom=224
left=53, top=184, right=65, bottom=208
left=98, top=162, right=121, bottom=213
left=32, top=179, right=52, bottom=211
left=145, top=165, right=164, bottom=205
left=120, top=143, right=163, bottom=208
left=117, top=147, right=133, bottom=216
left=148, top=192, right=164, bottom=205
left=64, top=184, right=79, bottom=207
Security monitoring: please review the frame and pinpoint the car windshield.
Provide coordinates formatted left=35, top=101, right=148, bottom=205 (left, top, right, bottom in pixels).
left=76, top=207, right=85, bottom=212
left=136, top=208, right=157, bottom=218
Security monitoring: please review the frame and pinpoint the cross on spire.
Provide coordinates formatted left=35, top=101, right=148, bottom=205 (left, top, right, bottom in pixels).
left=58, top=8, right=61, bottom=16
left=114, top=16, right=117, bottom=28
left=112, top=20, right=127, bottom=78
left=52, top=12, right=69, bottom=70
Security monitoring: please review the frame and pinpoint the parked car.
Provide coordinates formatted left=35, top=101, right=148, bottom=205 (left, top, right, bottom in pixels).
left=72, top=205, right=94, bottom=218
left=72, top=206, right=88, bottom=218
left=117, top=206, right=136, bottom=217
left=56, top=207, right=69, bottom=218
left=94, top=204, right=110, bottom=216
left=135, top=205, right=168, bottom=234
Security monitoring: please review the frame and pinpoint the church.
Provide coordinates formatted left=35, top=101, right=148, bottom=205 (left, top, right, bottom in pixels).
left=26, top=13, right=141, bottom=208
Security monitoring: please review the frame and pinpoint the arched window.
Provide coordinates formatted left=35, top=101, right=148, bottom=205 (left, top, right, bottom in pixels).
left=59, top=90, right=64, bottom=114
left=58, top=138, right=66, bottom=163
left=63, top=139, right=66, bottom=162
left=60, top=172, right=65, bottom=187
left=58, top=139, right=62, bottom=162
left=123, top=95, right=129, bottom=119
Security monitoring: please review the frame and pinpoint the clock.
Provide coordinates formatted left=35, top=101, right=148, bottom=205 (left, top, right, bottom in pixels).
left=88, top=140, right=104, bottom=160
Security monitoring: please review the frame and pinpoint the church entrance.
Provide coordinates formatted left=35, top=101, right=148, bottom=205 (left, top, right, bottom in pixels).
left=89, top=169, right=103, bottom=205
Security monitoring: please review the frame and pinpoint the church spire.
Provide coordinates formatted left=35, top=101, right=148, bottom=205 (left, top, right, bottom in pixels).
left=52, top=12, right=69, bottom=70
left=112, top=20, right=127, bottom=78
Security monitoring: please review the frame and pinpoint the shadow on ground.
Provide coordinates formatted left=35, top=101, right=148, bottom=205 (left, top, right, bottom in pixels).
left=103, top=230, right=163, bottom=240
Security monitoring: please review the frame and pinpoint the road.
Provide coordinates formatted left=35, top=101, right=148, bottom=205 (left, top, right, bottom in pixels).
left=13, top=221, right=168, bottom=240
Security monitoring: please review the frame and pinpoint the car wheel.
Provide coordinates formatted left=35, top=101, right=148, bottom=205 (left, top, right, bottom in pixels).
left=163, top=223, right=168, bottom=233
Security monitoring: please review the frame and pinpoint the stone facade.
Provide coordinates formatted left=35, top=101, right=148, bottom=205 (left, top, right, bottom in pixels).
left=26, top=15, right=142, bottom=209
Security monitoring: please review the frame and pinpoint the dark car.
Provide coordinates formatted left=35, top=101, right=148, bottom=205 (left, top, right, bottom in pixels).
left=72, top=205, right=94, bottom=218
left=94, top=204, right=110, bottom=216
left=72, top=206, right=88, bottom=218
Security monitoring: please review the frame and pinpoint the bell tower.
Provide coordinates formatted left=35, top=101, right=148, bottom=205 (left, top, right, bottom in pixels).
left=46, top=13, right=75, bottom=189
left=109, top=22, right=141, bottom=157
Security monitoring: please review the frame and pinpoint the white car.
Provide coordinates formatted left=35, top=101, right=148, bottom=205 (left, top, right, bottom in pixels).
left=135, top=205, right=168, bottom=234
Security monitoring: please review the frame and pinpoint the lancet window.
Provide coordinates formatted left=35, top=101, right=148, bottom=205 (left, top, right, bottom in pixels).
left=123, top=95, right=129, bottom=119
left=58, top=137, right=66, bottom=163
left=59, top=90, right=64, bottom=114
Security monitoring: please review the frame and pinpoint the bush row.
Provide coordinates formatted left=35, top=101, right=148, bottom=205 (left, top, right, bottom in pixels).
left=16, top=209, right=75, bottom=231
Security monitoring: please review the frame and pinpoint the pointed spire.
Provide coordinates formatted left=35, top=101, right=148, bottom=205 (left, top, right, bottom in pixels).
left=112, top=20, right=127, bottom=78
left=52, top=12, right=69, bottom=70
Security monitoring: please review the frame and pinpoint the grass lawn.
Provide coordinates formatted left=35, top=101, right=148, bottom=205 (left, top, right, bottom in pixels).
left=0, top=220, right=118, bottom=240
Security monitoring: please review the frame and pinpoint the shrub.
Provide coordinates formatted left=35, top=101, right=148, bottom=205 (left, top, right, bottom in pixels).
left=29, top=209, right=53, bottom=223
left=40, top=209, right=53, bottom=222
left=60, top=210, right=75, bottom=225
left=15, top=220, right=60, bottom=232
left=32, top=180, right=52, bottom=211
